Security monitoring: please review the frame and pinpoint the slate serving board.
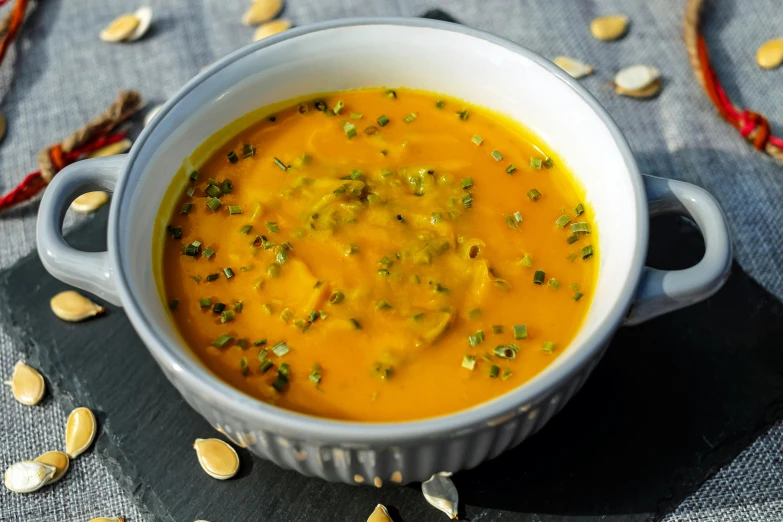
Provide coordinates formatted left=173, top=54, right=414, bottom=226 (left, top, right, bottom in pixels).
left=3, top=203, right=783, bottom=522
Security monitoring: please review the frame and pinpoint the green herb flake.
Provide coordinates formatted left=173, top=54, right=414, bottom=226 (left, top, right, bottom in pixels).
left=468, top=330, right=485, bottom=347
left=582, top=245, right=594, bottom=260
left=505, top=164, right=517, bottom=175
left=456, top=109, right=469, bottom=121
left=527, top=188, right=542, bottom=202
left=199, top=297, right=211, bottom=308
left=530, top=157, right=543, bottom=169
left=548, top=278, right=561, bottom=290
left=533, top=270, right=546, bottom=285
left=206, top=197, right=221, bottom=212
left=518, top=253, right=533, bottom=268
left=471, top=135, right=483, bottom=146
left=513, top=324, right=528, bottom=340
left=462, top=355, right=477, bottom=371
left=575, top=203, right=585, bottom=216
left=491, top=150, right=503, bottom=161
left=377, top=115, right=390, bottom=127
left=402, top=113, right=417, bottom=123
left=273, top=157, right=288, bottom=171
left=492, top=325, right=504, bottom=334
left=227, top=151, right=238, bottom=164
left=555, top=214, right=571, bottom=228
left=328, top=290, right=344, bottom=304
left=228, top=205, right=242, bottom=215
left=571, top=222, right=590, bottom=234
left=566, top=234, right=579, bottom=244
left=489, top=365, right=500, bottom=378
left=461, top=177, right=474, bottom=190
left=266, top=222, right=279, bottom=233
left=574, top=291, right=584, bottom=301
left=343, top=122, right=357, bottom=139
left=221, top=310, right=235, bottom=323
left=239, top=224, right=252, bottom=235
left=180, top=202, right=192, bottom=215
left=501, top=368, right=513, bottom=381
left=542, top=341, right=556, bottom=354
left=332, top=100, right=345, bottom=115
left=211, top=334, right=233, bottom=348
left=436, top=100, right=445, bottom=108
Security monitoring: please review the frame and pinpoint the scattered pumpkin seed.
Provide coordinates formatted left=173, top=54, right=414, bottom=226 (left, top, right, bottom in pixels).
left=3, top=461, right=55, bottom=493
left=33, top=451, right=70, bottom=485
left=615, top=79, right=662, bottom=98
left=757, top=38, right=783, bottom=69
left=71, top=191, right=110, bottom=213
left=126, top=6, right=153, bottom=42
left=50, top=291, right=105, bottom=322
left=553, top=56, right=594, bottom=79
left=614, top=65, right=662, bottom=98
left=422, top=472, right=459, bottom=519
left=193, top=438, right=239, bottom=480
left=367, top=504, right=393, bottom=522
left=242, top=0, right=283, bottom=25
left=86, top=138, right=132, bottom=158
left=65, top=407, right=97, bottom=459
left=590, top=15, right=629, bottom=41
left=253, top=19, right=291, bottom=41
left=4, top=361, right=45, bottom=406
left=144, top=104, right=163, bottom=127
left=99, top=13, right=139, bottom=42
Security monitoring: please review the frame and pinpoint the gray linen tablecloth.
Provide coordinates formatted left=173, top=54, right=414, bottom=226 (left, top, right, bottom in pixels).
left=1, top=0, right=782, bottom=520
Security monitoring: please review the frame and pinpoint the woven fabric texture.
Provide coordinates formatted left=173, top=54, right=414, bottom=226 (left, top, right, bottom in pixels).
left=1, top=0, right=781, bottom=520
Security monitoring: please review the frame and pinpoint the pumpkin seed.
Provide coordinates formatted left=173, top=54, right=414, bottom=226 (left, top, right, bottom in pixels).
left=193, top=438, right=239, bottom=480
left=422, top=473, right=458, bottom=519
left=144, top=104, right=163, bottom=126
left=99, top=13, right=140, bottom=42
left=553, top=56, right=594, bottom=79
left=590, top=15, right=628, bottom=41
left=367, top=504, right=393, bottom=522
left=50, top=291, right=105, bottom=322
left=615, top=78, right=662, bottom=98
left=614, top=65, right=660, bottom=91
left=242, top=0, right=283, bottom=25
left=3, top=461, right=55, bottom=493
left=89, top=518, right=125, bottom=522
left=757, top=38, right=783, bottom=69
left=86, top=138, right=132, bottom=158
left=126, top=6, right=153, bottom=42
left=253, top=19, right=291, bottom=42
left=0, top=111, right=6, bottom=143
left=33, top=451, right=70, bottom=485
left=390, top=470, right=403, bottom=483
left=71, top=191, right=109, bottom=213
left=4, top=361, right=45, bottom=406
left=65, top=407, right=97, bottom=459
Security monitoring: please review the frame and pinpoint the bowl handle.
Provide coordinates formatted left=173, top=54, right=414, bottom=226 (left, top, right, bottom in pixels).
left=624, top=174, right=732, bottom=325
left=36, top=156, right=126, bottom=306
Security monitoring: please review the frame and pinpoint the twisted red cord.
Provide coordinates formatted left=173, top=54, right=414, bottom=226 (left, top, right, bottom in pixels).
left=0, top=132, right=128, bottom=212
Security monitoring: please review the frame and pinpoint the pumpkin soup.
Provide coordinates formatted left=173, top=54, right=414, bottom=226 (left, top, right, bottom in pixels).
left=159, top=88, right=597, bottom=422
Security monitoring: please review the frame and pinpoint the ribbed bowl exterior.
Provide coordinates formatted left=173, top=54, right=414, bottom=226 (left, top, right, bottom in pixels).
left=162, top=344, right=607, bottom=485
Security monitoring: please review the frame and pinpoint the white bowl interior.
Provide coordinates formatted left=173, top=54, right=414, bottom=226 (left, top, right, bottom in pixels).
left=118, top=23, right=641, bottom=416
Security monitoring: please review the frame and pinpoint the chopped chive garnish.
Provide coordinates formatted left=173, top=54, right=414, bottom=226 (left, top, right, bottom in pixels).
left=468, top=308, right=482, bottom=320
left=182, top=243, right=199, bottom=256
left=411, top=274, right=420, bottom=284
left=186, top=186, right=196, bottom=197
left=328, top=290, right=344, bottom=304
left=266, top=222, right=279, bottom=233
left=377, top=115, right=390, bottom=127
left=206, top=197, right=221, bottom=212
left=169, top=227, right=182, bottom=239
left=257, top=359, right=272, bottom=373
left=227, top=151, right=238, bottom=164
left=519, top=253, right=533, bottom=267
left=377, top=269, right=389, bottom=276
left=566, top=234, right=579, bottom=244
left=242, top=143, right=256, bottom=158
left=386, top=89, right=397, bottom=98
left=572, top=222, right=590, bottom=234
left=468, top=330, right=485, bottom=347
left=411, top=313, right=425, bottom=322
left=503, top=165, right=517, bottom=176
left=211, top=334, right=233, bottom=348
left=581, top=245, right=594, bottom=259
left=281, top=241, right=293, bottom=251
left=191, top=275, right=202, bottom=283
left=491, top=150, right=503, bottom=161
left=533, top=270, right=545, bottom=285
left=492, top=325, right=504, bottom=334
left=332, top=100, right=345, bottom=115
left=314, top=99, right=327, bottom=111
left=512, top=212, right=523, bottom=225
left=221, top=179, right=233, bottom=194
left=212, top=302, right=225, bottom=314
left=237, top=357, right=249, bottom=376
left=262, top=303, right=274, bottom=315
left=471, top=135, right=483, bottom=146
left=461, top=194, right=473, bottom=209
left=267, top=263, right=281, bottom=277
left=493, top=345, right=517, bottom=359
left=239, top=224, right=252, bottom=235
left=502, top=368, right=513, bottom=381
left=228, top=205, right=242, bottom=215
left=349, top=318, right=361, bottom=330
left=462, top=355, right=476, bottom=370
left=435, top=100, right=445, bottom=108
left=456, top=109, right=469, bottom=120
left=489, top=365, right=500, bottom=378
left=169, top=299, right=179, bottom=310
left=379, top=255, right=394, bottom=268
left=333, top=185, right=347, bottom=196
left=313, top=280, right=324, bottom=289
left=504, top=214, right=519, bottom=229
left=310, top=364, right=322, bottom=384
left=343, top=122, right=357, bottom=139
left=513, top=324, right=528, bottom=340
left=272, top=341, right=290, bottom=357
left=234, top=301, right=243, bottom=312
left=530, top=157, right=543, bottom=169
left=555, top=214, right=571, bottom=228
left=548, top=278, right=561, bottom=290
left=461, top=177, right=474, bottom=190
left=200, top=248, right=214, bottom=260
left=542, top=341, right=555, bottom=354
left=240, top=265, right=253, bottom=272
left=273, top=157, right=288, bottom=171
left=205, top=184, right=221, bottom=198
left=430, top=212, right=444, bottom=224
left=350, top=112, right=362, bottom=120
left=189, top=170, right=200, bottom=182
left=568, top=283, right=581, bottom=291
left=402, top=113, right=418, bottom=123
left=567, top=252, right=578, bottom=263
left=527, top=189, right=542, bottom=201
left=376, top=299, right=392, bottom=311
left=544, top=157, right=554, bottom=168
left=575, top=203, right=585, bottom=216
left=199, top=298, right=211, bottom=308
left=574, top=291, right=584, bottom=301
left=364, top=126, right=378, bottom=136
left=223, top=267, right=234, bottom=279
left=271, top=373, right=288, bottom=392
left=433, top=282, right=450, bottom=294
left=275, top=246, right=288, bottom=265
left=207, top=178, right=219, bottom=187
left=180, top=202, right=192, bottom=214
left=221, top=310, right=235, bottom=323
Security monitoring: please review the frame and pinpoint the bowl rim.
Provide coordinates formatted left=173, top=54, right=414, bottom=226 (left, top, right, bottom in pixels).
left=111, top=17, right=648, bottom=444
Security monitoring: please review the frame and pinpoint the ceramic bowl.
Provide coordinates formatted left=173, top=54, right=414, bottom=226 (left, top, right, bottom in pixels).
left=36, top=19, right=732, bottom=485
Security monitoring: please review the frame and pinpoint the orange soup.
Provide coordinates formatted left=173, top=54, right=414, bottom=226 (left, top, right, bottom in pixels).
left=158, top=88, right=597, bottom=422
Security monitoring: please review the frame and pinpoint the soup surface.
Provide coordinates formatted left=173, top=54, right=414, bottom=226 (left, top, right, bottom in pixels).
left=159, top=88, right=597, bottom=422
